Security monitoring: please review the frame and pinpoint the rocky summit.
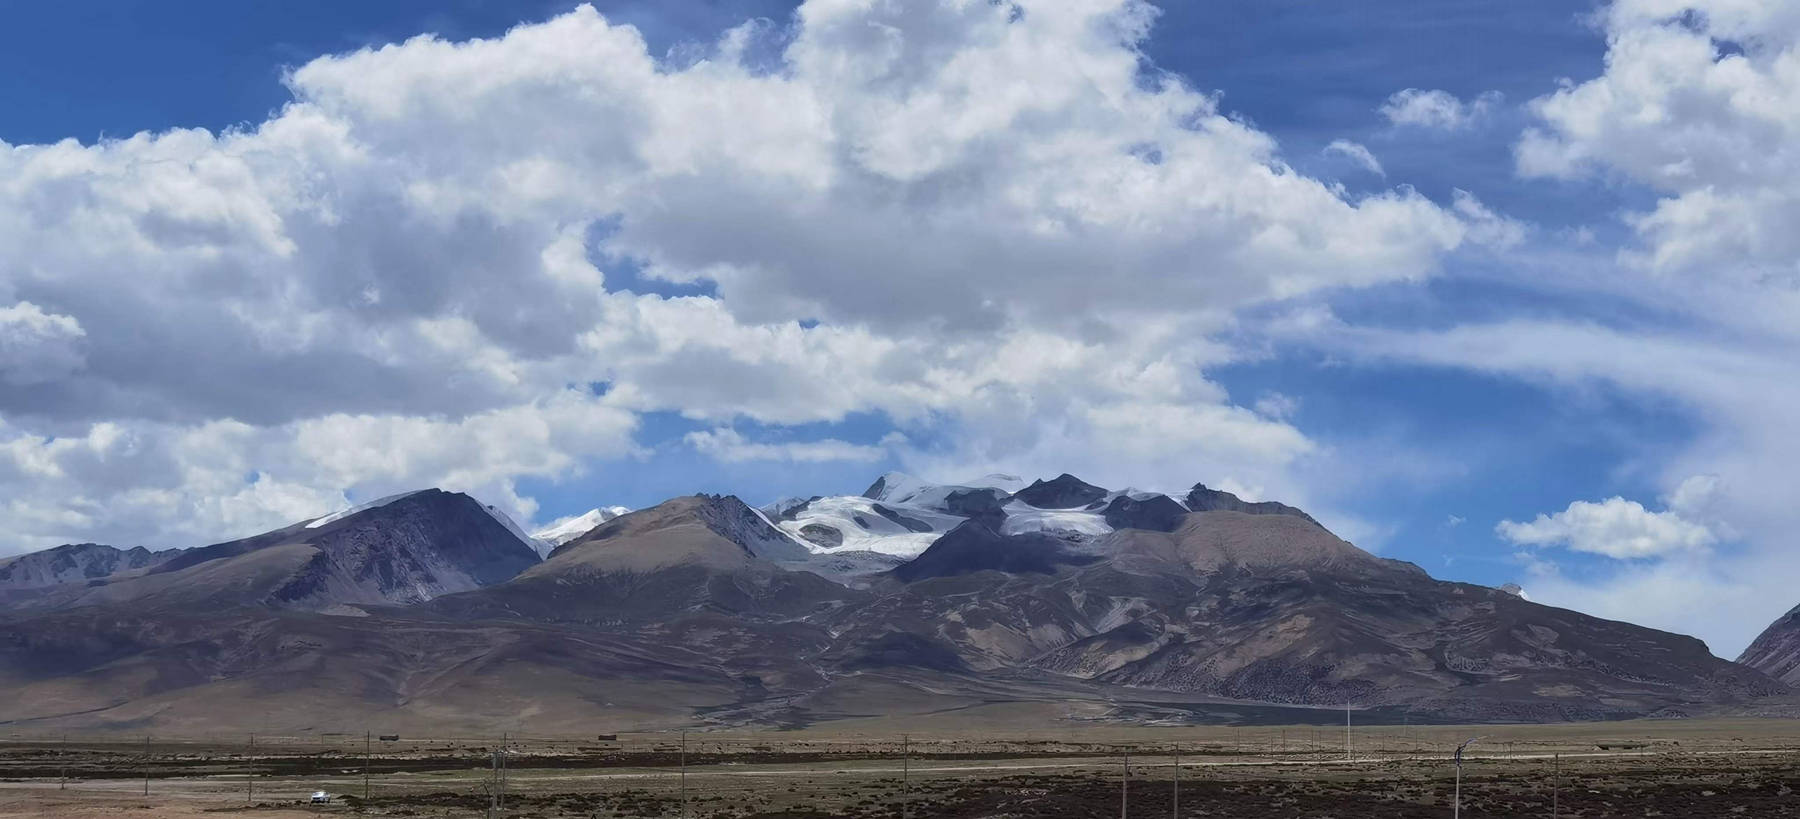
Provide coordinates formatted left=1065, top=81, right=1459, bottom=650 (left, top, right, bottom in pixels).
left=0, top=474, right=1784, bottom=734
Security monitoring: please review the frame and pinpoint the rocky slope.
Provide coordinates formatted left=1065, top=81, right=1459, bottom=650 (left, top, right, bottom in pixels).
left=0, top=474, right=1784, bottom=733
left=0, top=543, right=182, bottom=590
left=0, top=489, right=540, bottom=614
left=1739, top=604, right=1800, bottom=685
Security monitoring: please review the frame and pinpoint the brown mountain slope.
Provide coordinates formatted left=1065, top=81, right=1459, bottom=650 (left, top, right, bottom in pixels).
left=825, top=509, right=1780, bottom=721
left=0, top=479, right=1784, bottom=733
left=1739, top=604, right=1800, bottom=685
left=430, top=495, right=856, bottom=623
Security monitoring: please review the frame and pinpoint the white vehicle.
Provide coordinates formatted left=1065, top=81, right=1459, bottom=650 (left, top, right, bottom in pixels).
left=309, top=790, right=332, bottom=804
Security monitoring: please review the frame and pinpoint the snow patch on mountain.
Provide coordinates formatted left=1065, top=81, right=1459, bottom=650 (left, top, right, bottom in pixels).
left=863, top=471, right=935, bottom=504
left=305, top=490, right=428, bottom=529
left=532, top=506, right=631, bottom=552
left=774, top=495, right=962, bottom=559
left=1000, top=500, right=1114, bottom=539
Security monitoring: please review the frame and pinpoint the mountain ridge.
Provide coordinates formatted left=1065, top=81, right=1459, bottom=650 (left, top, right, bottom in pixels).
left=0, top=473, right=1784, bottom=733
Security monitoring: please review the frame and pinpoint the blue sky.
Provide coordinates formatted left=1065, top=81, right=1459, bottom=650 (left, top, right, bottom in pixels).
left=2, top=0, right=1794, bottom=657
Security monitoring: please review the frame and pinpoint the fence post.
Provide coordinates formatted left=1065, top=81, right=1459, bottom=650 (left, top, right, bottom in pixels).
left=902, top=734, right=911, bottom=819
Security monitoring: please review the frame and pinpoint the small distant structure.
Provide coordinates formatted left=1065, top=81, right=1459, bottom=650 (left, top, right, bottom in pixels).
left=309, top=790, right=333, bottom=803
left=596, top=733, right=619, bottom=741
left=378, top=734, right=400, bottom=742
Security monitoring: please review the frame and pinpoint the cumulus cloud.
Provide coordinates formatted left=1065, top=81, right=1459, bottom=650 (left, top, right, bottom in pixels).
left=1498, top=496, right=1715, bottom=559
left=0, top=302, right=85, bottom=385
left=0, top=1, right=1496, bottom=553
left=0, top=390, right=637, bottom=552
left=685, top=427, right=886, bottom=464
left=1517, top=0, right=1800, bottom=279
left=1381, top=88, right=1502, bottom=130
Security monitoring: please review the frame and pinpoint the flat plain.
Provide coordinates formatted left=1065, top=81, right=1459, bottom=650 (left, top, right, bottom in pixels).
left=2, top=718, right=1798, bottom=817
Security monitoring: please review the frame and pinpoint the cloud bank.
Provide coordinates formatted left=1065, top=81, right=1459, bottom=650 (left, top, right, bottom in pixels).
left=0, top=1, right=1483, bottom=552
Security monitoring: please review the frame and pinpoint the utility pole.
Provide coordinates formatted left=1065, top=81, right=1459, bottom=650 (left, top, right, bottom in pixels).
left=680, top=731, right=688, bottom=819
left=1171, top=745, right=1179, bottom=819
left=363, top=731, right=371, bottom=801
left=1453, top=736, right=1485, bottom=819
left=1118, top=751, right=1129, bottom=819
left=60, top=733, right=67, bottom=791
left=1345, top=705, right=1352, bottom=762
left=489, top=744, right=500, bottom=817
left=498, top=732, right=508, bottom=813
left=901, top=734, right=911, bottom=819
left=247, top=733, right=255, bottom=802
left=1552, top=752, right=1560, bottom=819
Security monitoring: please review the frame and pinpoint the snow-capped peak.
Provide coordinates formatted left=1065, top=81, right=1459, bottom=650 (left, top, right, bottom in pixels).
left=532, top=507, right=631, bottom=550
left=863, top=471, right=931, bottom=503
left=305, top=490, right=428, bottom=529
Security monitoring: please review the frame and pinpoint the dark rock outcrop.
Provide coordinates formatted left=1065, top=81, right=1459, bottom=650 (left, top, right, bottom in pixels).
left=1100, top=493, right=1188, bottom=532
left=1185, top=483, right=1319, bottom=525
left=890, top=521, right=1100, bottom=582
left=1014, top=473, right=1108, bottom=509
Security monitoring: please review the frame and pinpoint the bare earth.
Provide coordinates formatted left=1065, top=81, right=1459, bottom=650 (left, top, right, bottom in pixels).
left=3, top=718, right=1799, bottom=817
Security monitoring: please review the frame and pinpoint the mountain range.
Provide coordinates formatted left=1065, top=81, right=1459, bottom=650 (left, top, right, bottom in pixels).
left=0, top=473, right=1788, bottom=734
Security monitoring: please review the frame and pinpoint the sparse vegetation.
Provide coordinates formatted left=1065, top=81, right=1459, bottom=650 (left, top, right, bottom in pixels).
left=4, top=721, right=1800, bottom=817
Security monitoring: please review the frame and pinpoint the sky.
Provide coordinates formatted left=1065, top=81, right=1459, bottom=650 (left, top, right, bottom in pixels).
left=1, top=0, right=1796, bottom=659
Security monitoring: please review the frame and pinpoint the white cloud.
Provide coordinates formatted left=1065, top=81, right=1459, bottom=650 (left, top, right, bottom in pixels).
left=1498, top=496, right=1715, bottom=559
left=0, top=390, right=638, bottom=552
left=1253, top=391, right=1300, bottom=420
left=1381, top=88, right=1502, bottom=130
left=1323, top=140, right=1385, bottom=175
left=685, top=427, right=886, bottom=464
left=0, top=1, right=1497, bottom=553
left=1283, top=310, right=1800, bottom=656
left=1517, top=0, right=1800, bottom=279
left=0, top=302, right=85, bottom=385
left=1450, top=190, right=1528, bottom=249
